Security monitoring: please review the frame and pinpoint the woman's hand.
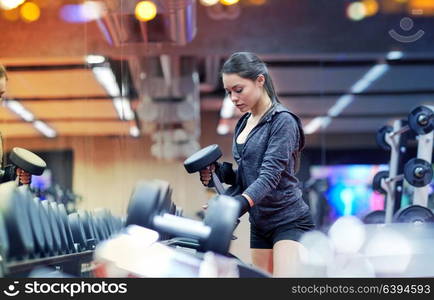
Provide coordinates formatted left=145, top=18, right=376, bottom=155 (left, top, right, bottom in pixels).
left=16, top=167, right=31, bottom=185
left=199, top=164, right=215, bottom=187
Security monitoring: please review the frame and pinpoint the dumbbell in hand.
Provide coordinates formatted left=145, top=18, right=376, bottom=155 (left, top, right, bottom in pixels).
left=184, top=144, right=226, bottom=194
left=1, top=147, right=47, bottom=186
left=183, top=144, right=250, bottom=218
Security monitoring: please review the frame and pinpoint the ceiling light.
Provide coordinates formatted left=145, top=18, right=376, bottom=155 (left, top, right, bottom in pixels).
left=86, top=55, right=106, bottom=64
left=5, top=99, right=35, bottom=122
left=33, top=120, right=57, bottom=138
left=135, top=1, right=157, bottom=22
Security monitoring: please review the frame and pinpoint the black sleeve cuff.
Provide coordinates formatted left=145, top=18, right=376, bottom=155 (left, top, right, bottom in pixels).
left=0, top=165, right=17, bottom=183
left=234, top=194, right=250, bottom=217
left=215, top=161, right=237, bottom=185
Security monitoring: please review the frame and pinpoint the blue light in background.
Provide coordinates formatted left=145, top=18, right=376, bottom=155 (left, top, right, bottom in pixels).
left=31, top=169, right=52, bottom=192
left=313, top=164, right=386, bottom=219
left=60, top=2, right=105, bottom=23
left=60, top=4, right=86, bottom=23
left=341, top=188, right=354, bottom=215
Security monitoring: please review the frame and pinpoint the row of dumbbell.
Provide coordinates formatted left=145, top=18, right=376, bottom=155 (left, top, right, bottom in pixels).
left=0, top=181, right=123, bottom=263
left=126, top=179, right=240, bottom=255
left=69, top=208, right=124, bottom=253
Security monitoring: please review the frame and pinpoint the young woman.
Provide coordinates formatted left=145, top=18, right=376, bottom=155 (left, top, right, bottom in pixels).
left=0, top=64, right=32, bottom=185
left=199, top=52, right=314, bottom=277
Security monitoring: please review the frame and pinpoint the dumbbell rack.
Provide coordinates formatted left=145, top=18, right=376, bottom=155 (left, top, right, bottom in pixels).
left=412, top=121, right=434, bottom=208
left=0, top=185, right=124, bottom=278
left=383, top=119, right=408, bottom=223
left=3, top=250, right=94, bottom=277
left=382, top=107, right=434, bottom=223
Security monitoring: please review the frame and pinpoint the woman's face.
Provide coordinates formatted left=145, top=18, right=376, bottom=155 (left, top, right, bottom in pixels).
left=222, top=73, right=264, bottom=113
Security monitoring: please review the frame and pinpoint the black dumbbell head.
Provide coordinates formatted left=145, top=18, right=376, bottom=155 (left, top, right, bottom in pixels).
left=372, top=171, right=389, bottom=194
left=126, top=181, right=161, bottom=229
left=17, top=186, right=46, bottom=257
left=9, top=147, right=46, bottom=175
left=68, top=212, right=87, bottom=251
left=376, top=126, right=393, bottom=151
left=183, top=144, right=222, bottom=173
left=95, top=209, right=115, bottom=238
left=393, top=205, right=434, bottom=223
left=0, top=181, right=34, bottom=259
left=408, top=106, right=433, bottom=136
left=41, top=200, right=62, bottom=255
left=0, top=204, right=10, bottom=260
left=362, top=210, right=385, bottom=224
left=94, top=213, right=110, bottom=241
left=51, top=202, right=70, bottom=254
left=153, top=179, right=173, bottom=215
left=169, top=202, right=176, bottom=215
left=34, top=198, right=54, bottom=255
left=404, top=158, right=433, bottom=187
left=58, top=203, right=76, bottom=253
left=202, top=195, right=240, bottom=255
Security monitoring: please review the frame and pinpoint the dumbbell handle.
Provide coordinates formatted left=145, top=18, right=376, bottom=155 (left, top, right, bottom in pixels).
left=211, top=171, right=226, bottom=195
left=388, top=125, right=409, bottom=138
left=15, top=167, right=32, bottom=186
left=153, top=213, right=211, bottom=241
left=384, top=174, right=405, bottom=184
left=389, top=112, right=433, bottom=138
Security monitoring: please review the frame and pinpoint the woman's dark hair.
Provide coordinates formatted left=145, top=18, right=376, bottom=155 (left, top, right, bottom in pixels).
left=222, top=52, right=305, bottom=173
left=221, top=52, right=279, bottom=104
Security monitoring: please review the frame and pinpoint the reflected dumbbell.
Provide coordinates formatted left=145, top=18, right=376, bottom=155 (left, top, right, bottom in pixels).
left=68, top=212, right=90, bottom=252
left=93, top=212, right=110, bottom=242
left=33, top=198, right=55, bottom=256
left=58, top=203, right=76, bottom=253
left=16, top=186, right=47, bottom=258
left=89, top=209, right=124, bottom=246
left=8, top=147, right=47, bottom=185
left=0, top=182, right=34, bottom=260
left=41, top=200, right=64, bottom=255
left=94, top=209, right=116, bottom=239
left=126, top=180, right=240, bottom=255
left=69, top=208, right=125, bottom=252
left=376, top=105, right=433, bottom=150
left=49, top=201, right=71, bottom=254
